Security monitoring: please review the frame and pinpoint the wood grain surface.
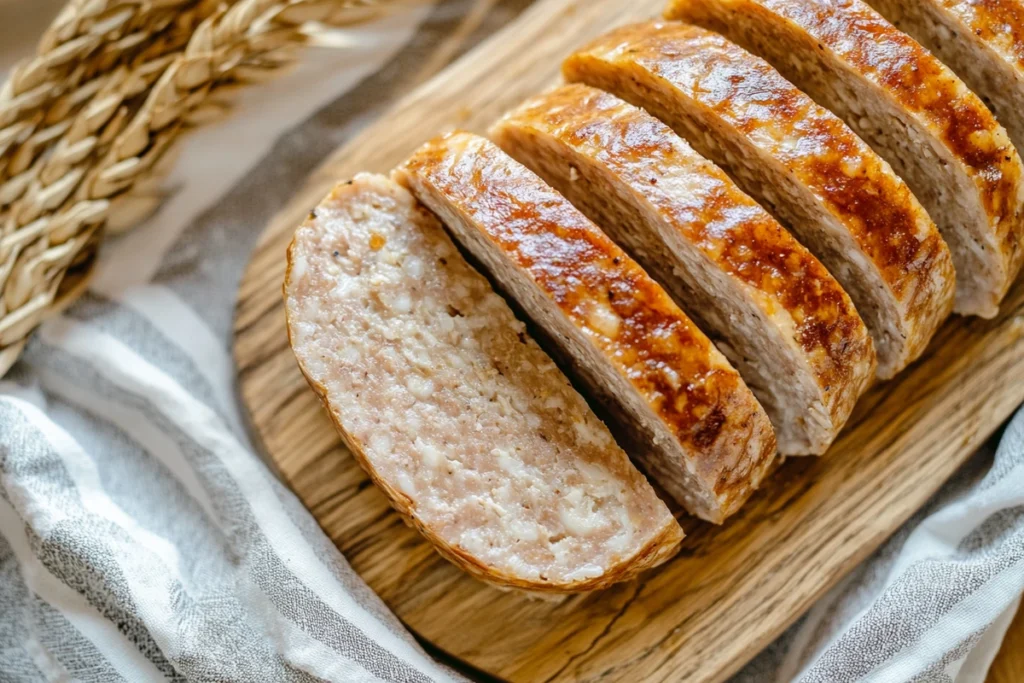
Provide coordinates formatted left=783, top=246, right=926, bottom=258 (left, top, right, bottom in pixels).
left=233, top=0, right=1024, bottom=680
left=989, top=603, right=1024, bottom=683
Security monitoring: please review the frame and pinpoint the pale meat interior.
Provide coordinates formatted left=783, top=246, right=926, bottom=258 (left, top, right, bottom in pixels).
left=285, top=174, right=679, bottom=588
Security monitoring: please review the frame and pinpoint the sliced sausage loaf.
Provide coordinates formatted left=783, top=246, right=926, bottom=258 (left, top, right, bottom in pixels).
left=666, top=0, right=1024, bottom=318
left=395, top=133, right=777, bottom=523
left=492, top=84, right=875, bottom=455
left=866, top=0, right=1024, bottom=156
left=285, top=173, right=683, bottom=592
left=564, top=22, right=955, bottom=379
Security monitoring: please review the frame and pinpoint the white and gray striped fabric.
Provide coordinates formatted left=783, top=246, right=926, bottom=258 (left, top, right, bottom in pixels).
left=1, top=2, right=1023, bottom=681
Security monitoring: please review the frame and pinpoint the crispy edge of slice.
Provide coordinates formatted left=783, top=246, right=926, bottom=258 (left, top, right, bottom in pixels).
left=563, top=20, right=955, bottom=377
left=283, top=173, right=684, bottom=592
left=395, top=134, right=778, bottom=522
left=666, top=0, right=1024, bottom=318
left=490, top=83, right=876, bottom=454
left=865, top=0, right=1024, bottom=153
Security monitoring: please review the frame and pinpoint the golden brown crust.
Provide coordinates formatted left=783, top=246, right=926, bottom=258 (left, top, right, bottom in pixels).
left=491, top=84, right=875, bottom=450
left=666, top=0, right=1024, bottom=310
left=865, top=0, right=1024, bottom=150
left=906, top=0, right=1024, bottom=78
left=283, top=177, right=684, bottom=593
left=961, top=0, right=1024, bottom=67
left=565, top=21, right=954, bottom=373
left=398, top=132, right=777, bottom=520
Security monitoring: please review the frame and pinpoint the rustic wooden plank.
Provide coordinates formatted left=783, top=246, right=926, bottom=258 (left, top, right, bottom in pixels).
left=233, top=0, right=1024, bottom=680
left=989, top=603, right=1024, bottom=683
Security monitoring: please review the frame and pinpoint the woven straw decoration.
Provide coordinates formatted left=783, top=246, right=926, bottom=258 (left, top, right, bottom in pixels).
left=0, top=0, right=413, bottom=376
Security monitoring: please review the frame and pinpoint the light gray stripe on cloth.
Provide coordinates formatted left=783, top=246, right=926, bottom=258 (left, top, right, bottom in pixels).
left=249, top=535, right=434, bottom=683
left=29, top=339, right=450, bottom=681
left=794, top=422, right=1024, bottom=682
left=908, top=627, right=988, bottom=683
left=801, top=547, right=1024, bottom=682
left=265, top=465, right=409, bottom=630
left=0, top=404, right=185, bottom=681
left=28, top=600, right=127, bottom=683
left=30, top=523, right=188, bottom=682
left=0, top=532, right=55, bottom=683
left=38, top=374, right=223, bottom=530
left=63, top=292, right=223, bottom=422
left=0, top=365, right=367, bottom=683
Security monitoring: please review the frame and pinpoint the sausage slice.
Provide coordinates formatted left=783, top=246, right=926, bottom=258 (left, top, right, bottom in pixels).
left=666, top=0, right=1024, bottom=318
left=285, top=173, right=683, bottom=591
left=564, top=21, right=955, bottom=378
left=395, top=133, right=777, bottom=522
left=492, top=84, right=875, bottom=455
left=866, top=0, right=1024, bottom=157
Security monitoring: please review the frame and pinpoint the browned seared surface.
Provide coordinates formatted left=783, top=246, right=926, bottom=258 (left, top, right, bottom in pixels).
left=397, top=133, right=777, bottom=522
left=565, top=21, right=954, bottom=378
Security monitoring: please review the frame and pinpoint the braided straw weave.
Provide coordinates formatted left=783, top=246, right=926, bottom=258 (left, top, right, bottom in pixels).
left=0, top=0, right=414, bottom=375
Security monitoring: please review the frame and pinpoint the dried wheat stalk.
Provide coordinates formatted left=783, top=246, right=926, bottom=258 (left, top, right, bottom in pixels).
left=0, top=0, right=415, bottom=375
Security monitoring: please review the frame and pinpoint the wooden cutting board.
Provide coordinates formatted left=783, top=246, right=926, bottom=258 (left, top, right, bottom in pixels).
left=233, top=0, right=1024, bottom=680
